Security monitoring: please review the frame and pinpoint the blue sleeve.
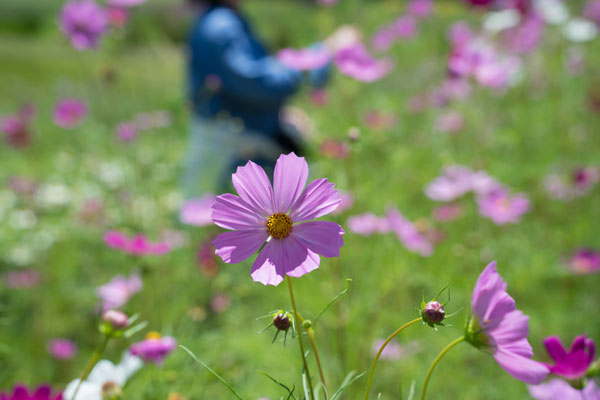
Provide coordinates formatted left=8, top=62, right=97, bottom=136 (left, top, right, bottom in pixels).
left=200, top=9, right=302, bottom=107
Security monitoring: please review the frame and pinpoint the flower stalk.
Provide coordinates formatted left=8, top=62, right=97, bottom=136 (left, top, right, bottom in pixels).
left=71, top=334, right=111, bottom=400
left=420, top=336, right=465, bottom=400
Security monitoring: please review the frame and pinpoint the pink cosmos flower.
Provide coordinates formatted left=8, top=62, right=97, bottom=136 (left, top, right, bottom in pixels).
left=196, top=237, right=219, bottom=277
left=277, top=47, right=331, bottom=71
left=466, top=262, right=549, bottom=384
left=8, top=176, right=38, bottom=197
left=97, top=273, right=143, bottom=311
left=60, top=0, right=108, bottom=51
left=332, top=191, right=354, bottom=215
left=585, top=0, right=600, bottom=25
left=129, top=333, right=177, bottom=365
left=501, top=15, right=544, bottom=54
left=3, top=269, right=40, bottom=289
left=476, top=187, right=530, bottom=225
left=433, top=204, right=463, bottom=222
left=211, top=153, right=344, bottom=286
left=408, top=0, right=433, bottom=18
left=529, top=378, right=600, bottom=400
left=210, top=293, right=231, bottom=313
left=448, top=21, right=473, bottom=49
left=48, top=339, right=78, bottom=361
left=0, top=385, right=62, bottom=400
left=115, top=121, right=138, bottom=141
left=103, top=231, right=170, bottom=255
left=1, top=104, right=35, bottom=148
left=347, top=213, right=390, bottom=236
left=179, top=194, right=216, bottom=227
left=387, top=208, right=433, bottom=256
left=425, top=165, right=474, bottom=202
left=107, top=0, right=146, bottom=7
left=363, top=111, right=398, bottom=131
left=309, top=89, right=329, bottom=107
left=371, top=340, right=420, bottom=361
left=372, top=16, right=417, bottom=51
left=543, top=335, right=596, bottom=380
left=320, top=139, right=350, bottom=159
left=435, top=111, right=464, bottom=133
left=566, top=249, right=600, bottom=274
left=53, top=98, right=88, bottom=128
left=334, top=44, right=393, bottom=82
left=106, top=6, right=129, bottom=28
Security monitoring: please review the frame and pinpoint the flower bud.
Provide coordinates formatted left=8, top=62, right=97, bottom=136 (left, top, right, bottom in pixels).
left=348, top=126, right=360, bottom=142
left=101, top=381, right=123, bottom=400
left=423, top=301, right=445, bottom=324
left=273, top=313, right=291, bottom=331
left=102, top=309, right=129, bottom=330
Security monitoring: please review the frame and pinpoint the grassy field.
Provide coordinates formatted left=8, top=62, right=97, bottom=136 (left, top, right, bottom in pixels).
left=1, top=0, right=599, bottom=398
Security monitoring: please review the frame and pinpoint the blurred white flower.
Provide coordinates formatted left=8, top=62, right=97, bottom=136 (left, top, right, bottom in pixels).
left=534, top=0, right=570, bottom=25
left=8, top=246, right=34, bottom=266
left=36, top=184, right=71, bottom=208
left=9, top=210, right=37, bottom=230
left=33, top=230, right=55, bottom=251
left=99, top=162, right=125, bottom=188
left=64, top=352, right=143, bottom=400
left=483, top=9, right=521, bottom=33
left=562, top=19, right=598, bottom=42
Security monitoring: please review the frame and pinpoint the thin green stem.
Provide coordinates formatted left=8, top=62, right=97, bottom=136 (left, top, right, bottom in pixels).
left=307, top=330, right=327, bottom=389
left=421, top=336, right=465, bottom=400
left=72, top=335, right=111, bottom=399
left=363, top=317, right=421, bottom=400
left=287, top=276, right=315, bottom=400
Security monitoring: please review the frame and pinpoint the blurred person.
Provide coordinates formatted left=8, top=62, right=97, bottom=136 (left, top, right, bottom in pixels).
left=183, top=0, right=330, bottom=197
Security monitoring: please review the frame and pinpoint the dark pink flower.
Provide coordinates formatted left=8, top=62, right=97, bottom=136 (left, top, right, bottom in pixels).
left=97, top=273, right=143, bottom=310
left=48, top=339, right=78, bottom=361
left=567, top=249, right=600, bottom=274
left=115, top=121, right=138, bottom=141
left=179, top=194, right=216, bottom=227
left=1, top=104, right=35, bottom=148
left=466, top=262, right=549, bottom=384
left=106, top=6, right=130, bottom=29
left=0, top=385, right=62, bottom=400
left=278, top=47, right=331, bottom=71
left=103, top=231, right=170, bottom=255
left=334, top=44, right=393, bottom=82
left=53, top=98, right=88, bottom=128
left=477, top=187, right=529, bottom=225
left=59, top=0, right=108, bottom=51
left=543, top=335, right=596, bottom=380
left=129, top=333, right=177, bottom=365
left=211, top=153, right=344, bottom=286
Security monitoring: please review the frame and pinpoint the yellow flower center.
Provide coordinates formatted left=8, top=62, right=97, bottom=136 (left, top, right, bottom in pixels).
left=146, top=331, right=162, bottom=340
left=266, top=213, right=293, bottom=239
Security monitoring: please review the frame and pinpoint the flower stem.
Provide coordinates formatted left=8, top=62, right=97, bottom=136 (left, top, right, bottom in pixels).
left=287, top=276, right=315, bottom=400
left=421, top=336, right=465, bottom=400
left=363, top=317, right=421, bottom=400
left=307, top=329, right=327, bottom=389
left=71, top=334, right=111, bottom=399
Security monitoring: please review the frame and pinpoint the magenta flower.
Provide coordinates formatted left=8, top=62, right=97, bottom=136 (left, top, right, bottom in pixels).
left=334, top=44, right=393, bottom=82
left=372, top=16, right=417, bottom=51
left=103, top=231, right=170, bottom=255
left=60, top=0, right=108, bottom=51
left=346, top=213, right=390, bottom=236
left=107, top=0, right=146, bottom=7
left=211, top=153, right=344, bottom=286
left=408, top=0, right=433, bottom=18
left=0, top=385, right=62, bottom=400
left=115, top=121, right=138, bottom=141
left=53, top=98, right=88, bottom=128
left=477, top=187, right=530, bottom=225
left=1, top=104, right=35, bottom=148
left=387, top=208, right=433, bottom=256
left=567, top=249, right=600, bottom=274
left=179, top=194, right=216, bottom=227
left=48, top=339, right=78, bottom=361
left=129, top=333, right=177, bottom=365
left=585, top=0, right=600, bottom=25
left=466, top=262, right=549, bottom=384
left=97, top=273, right=143, bottom=311
left=106, top=6, right=129, bottom=28
left=529, top=378, right=600, bottom=400
left=278, top=47, right=331, bottom=71
left=543, top=335, right=596, bottom=380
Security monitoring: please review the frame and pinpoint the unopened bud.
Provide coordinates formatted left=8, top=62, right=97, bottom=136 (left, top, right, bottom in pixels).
left=102, top=309, right=129, bottom=330
left=423, top=301, right=445, bottom=324
left=273, top=313, right=291, bottom=331
left=348, top=126, right=360, bottom=142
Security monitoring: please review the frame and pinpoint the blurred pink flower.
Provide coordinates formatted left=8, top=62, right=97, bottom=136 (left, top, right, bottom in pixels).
left=408, top=0, right=433, bottom=18
left=448, top=21, right=473, bottom=48
left=0, top=385, right=62, bottom=400
left=332, top=191, right=354, bottom=215
left=320, top=139, right=350, bottom=159
left=372, top=15, right=417, bottom=51
left=501, top=15, right=544, bottom=54
left=129, top=333, right=176, bottom=365
left=4, top=269, right=40, bottom=289
left=1, top=104, right=35, bottom=148
left=584, top=0, right=600, bottom=25
left=433, top=204, right=463, bottom=222
left=346, top=213, right=390, bottom=236
left=363, top=110, right=398, bottom=131
left=97, top=273, right=143, bottom=311
left=107, top=0, right=146, bottom=7
left=278, top=47, right=331, bottom=71
left=316, top=0, right=338, bottom=5
left=566, top=249, right=600, bottom=274
left=371, top=339, right=420, bottom=360
left=544, top=167, right=599, bottom=200
left=115, top=121, right=138, bottom=141
left=309, top=89, right=329, bottom=107
left=106, top=6, right=129, bottom=28
left=476, top=187, right=530, bottom=225
left=543, top=335, right=596, bottom=380
left=425, top=165, right=474, bottom=202
left=48, top=339, right=78, bottom=361
left=387, top=208, right=433, bottom=256
left=334, top=43, right=393, bottom=82
left=179, top=194, right=216, bottom=227
left=435, top=111, right=464, bottom=133
left=529, top=378, right=600, bottom=400
left=196, top=237, right=219, bottom=277
left=53, top=98, right=88, bottom=128
left=8, top=176, right=38, bottom=197
left=60, top=0, right=108, bottom=51
left=78, top=198, right=106, bottom=225
left=210, top=293, right=231, bottom=314
left=103, top=231, right=170, bottom=255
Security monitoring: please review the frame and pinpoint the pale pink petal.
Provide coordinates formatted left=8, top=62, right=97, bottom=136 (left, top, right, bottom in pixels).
left=493, top=350, right=549, bottom=384
left=212, top=193, right=267, bottom=230
left=251, top=239, right=285, bottom=286
left=498, top=337, right=534, bottom=358
left=214, top=230, right=269, bottom=264
left=292, top=221, right=344, bottom=258
left=273, top=153, right=308, bottom=213
left=471, top=262, right=512, bottom=321
left=232, top=161, right=274, bottom=216
left=488, top=310, right=529, bottom=347
left=528, top=378, right=588, bottom=400
left=290, top=178, right=340, bottom=222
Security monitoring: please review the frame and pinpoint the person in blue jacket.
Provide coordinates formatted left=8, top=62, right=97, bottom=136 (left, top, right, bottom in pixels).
left=183, top=0, right=329, bottom=197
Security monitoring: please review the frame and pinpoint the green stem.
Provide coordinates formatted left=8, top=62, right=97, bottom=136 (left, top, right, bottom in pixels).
left=363, top=317, right=421, bottom=400
left=307, top=330, right=327, bottom=389
left=421, top=336, right=465, bottom=400
left=287, top=276, right=315, bottom=400
left=72, top=335, right=111, bottom=399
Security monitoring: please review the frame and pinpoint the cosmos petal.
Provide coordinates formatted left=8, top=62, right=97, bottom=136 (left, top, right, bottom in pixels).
left=214, top=230, right=269, bottom=264
left=232, top=160, right=274, bottom=216
left=290, top=178, right=340, bottom=222
left=273, top=153, right=308, bottom=213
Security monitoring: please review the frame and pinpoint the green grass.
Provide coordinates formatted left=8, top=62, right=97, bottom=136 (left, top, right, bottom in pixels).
left=1, top=1, right=600, bottom=399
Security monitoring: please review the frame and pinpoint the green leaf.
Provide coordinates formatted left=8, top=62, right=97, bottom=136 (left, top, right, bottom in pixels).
left=256, top=370, right=297, bottom=400
left=330, top=371, right=366, bottom=400
left=314, top=279, right=352, bottom=325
